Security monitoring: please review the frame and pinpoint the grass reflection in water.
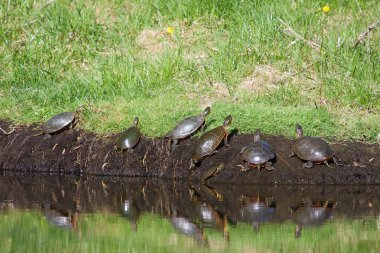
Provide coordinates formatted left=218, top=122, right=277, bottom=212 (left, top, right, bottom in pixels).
left=0, top=210, right=378, bottom=253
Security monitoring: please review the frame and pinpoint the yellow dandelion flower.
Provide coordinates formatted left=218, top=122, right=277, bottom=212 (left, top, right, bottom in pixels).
left=322, top=5, right=331, bottom=13
left=166, top=26, right=174, bottom=35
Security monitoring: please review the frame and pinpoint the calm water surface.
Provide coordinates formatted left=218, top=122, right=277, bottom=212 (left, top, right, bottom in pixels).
left=0, top=174, right=379, bottom=252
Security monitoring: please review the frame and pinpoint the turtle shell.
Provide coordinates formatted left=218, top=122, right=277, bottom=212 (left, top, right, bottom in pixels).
left=293, top=136, right=334, bottom=162
left=241, top=141, right=275, bottom=165
left=42, top=112, right=75, bottom=134
left=166, top=115, right=205, bottom=140
left=115, top=126, right=141, bottom=150
left=192, top=126, right=226, bottom=161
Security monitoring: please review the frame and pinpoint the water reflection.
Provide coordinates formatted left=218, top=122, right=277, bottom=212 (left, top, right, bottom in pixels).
left=291, top=200, right=336, bottom=238
left=121, top=200, right=140, bottom=231
left=41, top=204, right=78, bottom=230
left=0, top=174, right=379, bottom=245
left=171, top=207, right=207, bottom=246
left=240, top=195, right=276, bottom=232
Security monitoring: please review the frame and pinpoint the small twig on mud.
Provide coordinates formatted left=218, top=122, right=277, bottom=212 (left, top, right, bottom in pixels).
left=142, top=150, right=148, bottom=166
left=101, top=163, right=108, bottom=170
left=62, top=148, right=66, bottom=155
left=0, top=126, right=15, bottom=135
left=279, top=18, right=321, bottom=52
left=276, top=153, right=291, bottom=167
left=52, top=143, right=58, bottom=151
left=353, top=21, right=379, bottom=48
left=103, top=150, right=110, bottom=162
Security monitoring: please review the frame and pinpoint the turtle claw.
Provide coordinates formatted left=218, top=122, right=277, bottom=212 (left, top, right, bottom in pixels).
left=238, top=164, right=251, bottom=172
left=333, top=156, right=344, bottom=166
left=324, top=160, right=332, bottom=168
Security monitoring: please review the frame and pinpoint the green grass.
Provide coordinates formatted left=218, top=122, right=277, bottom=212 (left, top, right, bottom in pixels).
left=0, top=210, right=379, bottom=253
left=1, top=0, right=379, bottom=141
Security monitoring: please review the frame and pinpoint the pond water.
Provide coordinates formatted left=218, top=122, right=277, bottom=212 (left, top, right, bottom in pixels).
left=0, top=174, right=379, bottom=252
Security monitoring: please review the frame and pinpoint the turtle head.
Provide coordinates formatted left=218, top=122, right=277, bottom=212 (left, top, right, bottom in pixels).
left=295, top=124, right=303, bottom=138
left=223, top=115, right=232, bottom=127
left=202, top=106, right=211, bottom=117
left=133, top=117, right=139, bottom=127
left=253, top=129, right=261, bottom=142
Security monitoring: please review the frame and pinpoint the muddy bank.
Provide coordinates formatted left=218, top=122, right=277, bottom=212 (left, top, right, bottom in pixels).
left=0, top=120, right=379, bottom=184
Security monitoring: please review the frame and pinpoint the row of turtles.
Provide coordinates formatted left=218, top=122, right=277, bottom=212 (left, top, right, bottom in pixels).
left=33, top=106, right=342, bottom=171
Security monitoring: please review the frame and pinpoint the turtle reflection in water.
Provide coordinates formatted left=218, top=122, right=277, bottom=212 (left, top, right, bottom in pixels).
left=240, top=195, right=276, bottom=232
left=41, top=204, right=78, bottom=230
left=191, top=189, right=229, bottom=241
left=171, top=208, right=208, bottom=246
left=165, top=107, right=211, bottom=151
left=291, top=200, right=337, bottom=238
left=291, top=124, right=343, bottom=168
left=122, top=199, right=140, bottom=231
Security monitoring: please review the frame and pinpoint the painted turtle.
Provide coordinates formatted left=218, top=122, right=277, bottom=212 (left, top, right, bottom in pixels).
left=291, top=200, right=336, bottom=238
left=190, top=115, right=232, bottom=169
left=115, top=117, right=141, bottom=152
left=290, top=124, right=343, bottom=168
left=41, top=112, right=76, bottom=136
left=240, top=196, right=276, bottom=232
left=240, top=129, right=275, bottom=172
left=166, top=107, right=211, bottom=151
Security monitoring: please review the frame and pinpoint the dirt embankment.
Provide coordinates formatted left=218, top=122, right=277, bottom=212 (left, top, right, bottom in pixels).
left=0, top=120, right=379, bottom=184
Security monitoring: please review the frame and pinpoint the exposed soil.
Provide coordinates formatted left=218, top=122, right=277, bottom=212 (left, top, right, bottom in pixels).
left=0, top=120, right=379, bottom=184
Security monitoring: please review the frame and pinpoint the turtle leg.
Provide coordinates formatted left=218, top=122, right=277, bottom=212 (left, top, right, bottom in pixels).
left=171, top=139, right=178, bottom=151
left=324, top=160, right=332, bottom=168
left=289, top=149, right=296, bottom=157
left=238, top=163, right=251, bottom=172
left=265, top=161, right=275, bottom=171
left=200, top=122, right=206, bottom=132
left=128, top=148, right=134, bottom=153
left=333, top=156, right=344, bottom=166
left=302, top=161, right=314, bottom=169
left=211, top=150, right=219, bottom=155
left=257, top=164, right=261, bottom=173
left=224, top=134, right=230, bottom=147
